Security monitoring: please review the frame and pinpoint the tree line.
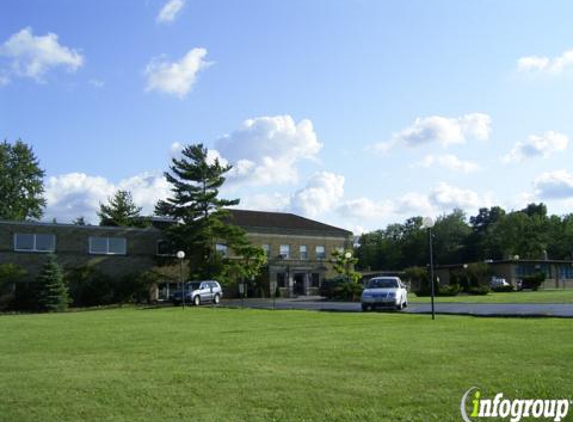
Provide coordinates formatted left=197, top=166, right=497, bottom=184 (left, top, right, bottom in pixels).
left=357, top=203, right=573, bottom=270
left=356, top=204, right=573, bottom=271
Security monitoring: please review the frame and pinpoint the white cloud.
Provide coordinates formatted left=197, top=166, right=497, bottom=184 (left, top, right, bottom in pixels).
left=534, top=170, right=573, bottom=199
left=157, top=0, right=186, bottom=23
left=216, top=115, right=322, bottom=186
left=291, top=172, right=344, bottom=218
left=336, top=197, right=393, bottom=220
left=88, top=78, right=105, bottom=88
left=44, top=172, right=170, bottom=224
left=396, top=192, right=434, bottom=215
left=517, top=49, right=573, bottom=74
left=0, top=27, right=83, bottom=83
left=370, top=113, right=491, bottom=151
left=145, top=48, right=210, bottom=98
left=428, top=182, right=483, bottom=209
left=416, top=154, right=480, bottom=173
left=235, top=193, right=291, bottom=213
left=504, top=131, right=568, bottom=163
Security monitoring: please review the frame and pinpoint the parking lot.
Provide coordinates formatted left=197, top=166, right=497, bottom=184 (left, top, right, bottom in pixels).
left=222, top=297, right=573, bottom=317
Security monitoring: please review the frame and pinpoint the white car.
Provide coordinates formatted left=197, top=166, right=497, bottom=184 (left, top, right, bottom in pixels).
left=361, top=277, right=408, bottom=311
left=490, top=277, right=509, bottom=288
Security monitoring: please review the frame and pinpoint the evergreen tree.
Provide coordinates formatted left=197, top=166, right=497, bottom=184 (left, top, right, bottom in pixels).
left=98, top=190, right=146, bottom=227
left=72, top=216, right=87, bottom=225
left=37, top=255, right=70, bottom=312
left=156, top=143, right=261, bottom=282
left=0, top=139, right=46, bottom=220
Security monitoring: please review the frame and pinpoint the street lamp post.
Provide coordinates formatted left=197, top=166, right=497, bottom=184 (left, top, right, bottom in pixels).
left=423, top=217, right=436, bottom=320
left=344, top=251, right=352, bottom=283
left=176, top=250, right=186, bottom=309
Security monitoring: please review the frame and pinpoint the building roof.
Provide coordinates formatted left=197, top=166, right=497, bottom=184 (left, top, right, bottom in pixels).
left=226, top=209, right=352, bottom=237
left=0, top=220, right=158, bottom=232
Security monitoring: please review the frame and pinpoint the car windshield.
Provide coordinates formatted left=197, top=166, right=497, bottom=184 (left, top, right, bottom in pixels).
left=367, top=278, right=398, bottom=288
left=185, top=282, right=201, bottom=290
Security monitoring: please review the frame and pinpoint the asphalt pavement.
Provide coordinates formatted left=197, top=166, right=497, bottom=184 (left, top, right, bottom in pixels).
left=222, top=297, right=573, bottom=317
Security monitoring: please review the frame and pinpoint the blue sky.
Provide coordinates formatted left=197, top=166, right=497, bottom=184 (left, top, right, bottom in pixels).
left=2, top=0, right=573, bottom=232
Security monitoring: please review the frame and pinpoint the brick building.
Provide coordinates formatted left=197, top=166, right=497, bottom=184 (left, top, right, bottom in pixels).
left=0, top=209, right=353, bottom=300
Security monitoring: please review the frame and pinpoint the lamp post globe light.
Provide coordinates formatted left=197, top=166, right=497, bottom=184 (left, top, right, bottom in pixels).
left=422, top=217, right=436, bottom=320
left=177, top=251, right=186, bottom=309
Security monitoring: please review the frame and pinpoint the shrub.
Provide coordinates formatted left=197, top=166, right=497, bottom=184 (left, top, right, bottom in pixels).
left=320, top=278, right=363, bottom=301
left=521, top=272, right=546, bottom=291
left=467, top=285, right=490, bottom=296
left=0, top=263, right=27, bottom=311
left=66, top=267, right=157, bottom=307
left=66, top=266, right=114, bottom=307
left=438, top=284, right=461, bottom=297
left=415, top=283, right=460, bottom=297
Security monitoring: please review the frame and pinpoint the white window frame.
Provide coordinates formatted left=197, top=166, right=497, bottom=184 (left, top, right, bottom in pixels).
left=300, top=245, right=308, bottom=260
left=13, top=233, right=56, bottom=253
left=280, top=244, right=290, bottom=259
left=89, top=236, right=126, bottom=255
left=316, top=245, right=326, bottom=260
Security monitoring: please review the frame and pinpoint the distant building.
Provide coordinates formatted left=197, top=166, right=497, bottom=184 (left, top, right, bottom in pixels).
left=0, top=210, right=353, bottom=300
left=436, top=259, right=573, bottom=289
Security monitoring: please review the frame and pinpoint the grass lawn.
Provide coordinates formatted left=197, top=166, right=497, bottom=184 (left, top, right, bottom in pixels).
left=409, top=289, right=573, bottom=304
left=0, top=308, right=572, bottom=422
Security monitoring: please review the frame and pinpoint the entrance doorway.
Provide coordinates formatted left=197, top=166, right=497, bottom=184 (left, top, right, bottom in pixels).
left=293, top=273, right=305, bottom=296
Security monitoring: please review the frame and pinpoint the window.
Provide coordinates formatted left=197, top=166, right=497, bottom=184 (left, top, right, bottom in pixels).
left=316, top=245, right=326, bottom=260
left=156, top=240, right=176, bottom=256
left=14, top=233, right=55, bottom=252
left=279, top=244, right=290, bottom=259
left=515, top=263, right=551, bottom=278
left=559, top=264, right=573, bottom=279
left=216, top=243, right=228, bottom=258
left=89, top=237, right=126, bottom=255
left=262, top=244, right=270, bottom=257
left=299, top=245, right=308, bottom=260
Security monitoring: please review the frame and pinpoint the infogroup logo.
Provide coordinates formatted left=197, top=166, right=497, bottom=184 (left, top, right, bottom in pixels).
left=461, top=387, right=570, bottom=422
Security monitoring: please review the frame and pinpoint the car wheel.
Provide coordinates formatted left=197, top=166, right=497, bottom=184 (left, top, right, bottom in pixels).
left=361, top=303, right=370, bottom=312
left=213, top=294, right=221, bottom=305
left=193, top=295, right=201, bottom=306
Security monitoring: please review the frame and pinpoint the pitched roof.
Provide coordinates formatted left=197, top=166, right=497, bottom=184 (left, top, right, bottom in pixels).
left=226, top=209, right=352, bottom=236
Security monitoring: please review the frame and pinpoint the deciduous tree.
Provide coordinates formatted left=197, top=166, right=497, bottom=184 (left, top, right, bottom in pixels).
left=0, top=140, right=46, bottom=220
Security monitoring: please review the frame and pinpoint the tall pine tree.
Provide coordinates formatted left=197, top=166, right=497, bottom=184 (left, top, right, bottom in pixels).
left=155, top=143, right=264, bottom=282
left=0, top=139, right=46, bottom=220
left=37, top=255, right=71, bottom=312
left=98, top=190, right=147, bottom=227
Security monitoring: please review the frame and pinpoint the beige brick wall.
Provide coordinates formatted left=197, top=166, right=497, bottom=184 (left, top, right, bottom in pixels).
left=0, top=222, right=167, bottom=280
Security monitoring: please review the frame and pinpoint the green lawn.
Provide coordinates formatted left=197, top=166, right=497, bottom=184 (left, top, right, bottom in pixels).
left=0, top=308, right=571, bottom=422
left=409, top=289, right=573, bottom=304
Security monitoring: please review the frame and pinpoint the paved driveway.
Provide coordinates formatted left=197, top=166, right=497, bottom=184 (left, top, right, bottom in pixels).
left=222, top=298, right=573, bottom=317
